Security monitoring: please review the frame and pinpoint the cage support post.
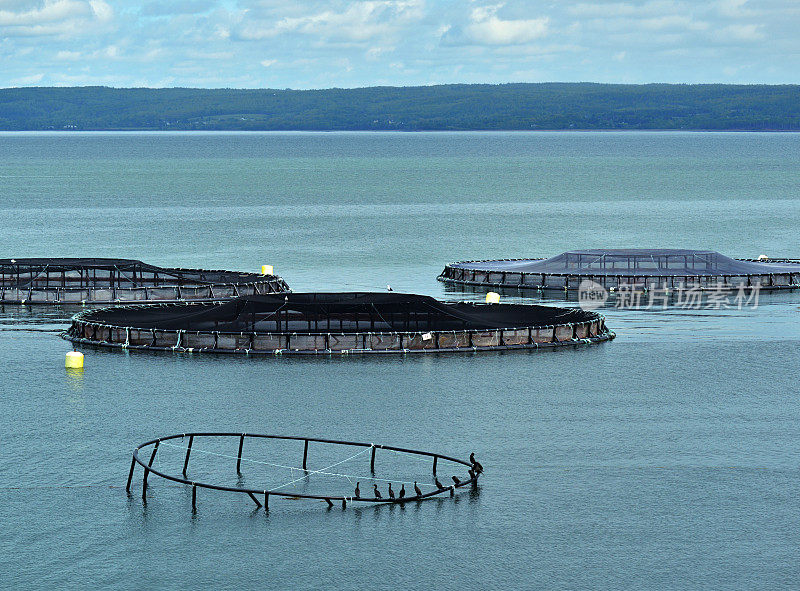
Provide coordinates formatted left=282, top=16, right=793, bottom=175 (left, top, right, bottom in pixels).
left=247, top=492, right=262, bottom=508
left=302, top=439, right=309, bottom=470
left=264, top=492, right=269, bottom=511
left=236, top=434, right=245, bottom=474
left=370, top=446, right=376, bottom=472
left=192, top=484, right=197, bottom=511
left=142, top=440, right=160, bottom=500
left=432, top=455, right=438, bottom=476
left=182, top=435, right=193, bottom=476
left=126, top=456, right=136, bottom=492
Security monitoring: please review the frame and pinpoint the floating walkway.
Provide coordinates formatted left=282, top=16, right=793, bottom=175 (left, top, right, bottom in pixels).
left=63, top=292, right=614, bottom=355
left=439, top=249, right=800, bottom=292
left=0, top=258, right=289, bottom=304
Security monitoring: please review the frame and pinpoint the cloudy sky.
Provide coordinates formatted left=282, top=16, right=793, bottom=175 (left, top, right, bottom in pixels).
left=1, top=0, right=798, bottom=88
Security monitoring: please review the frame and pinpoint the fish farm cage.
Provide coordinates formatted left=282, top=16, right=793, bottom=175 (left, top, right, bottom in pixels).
left=127, top=432, right=482, bottom=511
left=0, top=258, right=289, bottom=304
left=63, top=292, right=614, bottom=355
left=439, top=249, right=800, bottom=292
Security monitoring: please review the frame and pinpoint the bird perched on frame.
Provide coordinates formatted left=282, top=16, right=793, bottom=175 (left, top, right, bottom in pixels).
left=470, top=453, right=483, bottom=474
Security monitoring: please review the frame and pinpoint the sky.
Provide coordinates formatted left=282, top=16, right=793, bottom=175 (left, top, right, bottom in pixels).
left=0, top=0, right=798, bottom=88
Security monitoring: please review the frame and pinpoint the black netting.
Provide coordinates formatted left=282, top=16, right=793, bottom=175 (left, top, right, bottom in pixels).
left=0, top=257, right=281, bottom=288
left=450, top=249, right=800, bottom=276
left=83, top=292, right=595, bottom=333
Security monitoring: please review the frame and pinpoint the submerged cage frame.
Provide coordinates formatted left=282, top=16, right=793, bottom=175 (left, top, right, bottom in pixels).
left=439, top=254, right=800, bottom=292
left=127, top=432, right=480, bottom=510
left=0, top=258, right=289, bottom=304
left=64, top=293, right=615, bottom=355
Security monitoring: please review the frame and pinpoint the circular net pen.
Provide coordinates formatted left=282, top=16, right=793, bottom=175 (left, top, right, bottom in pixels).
left=63, top=292, right=614, bottom=354
left=0, top=258, right=289, bottom=304
left=439, top=249, right=800, bottom=292
left=126, top=433, right=483, bottom=511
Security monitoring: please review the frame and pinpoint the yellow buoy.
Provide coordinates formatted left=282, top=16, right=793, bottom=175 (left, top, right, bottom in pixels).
left=485, top=291, right=501, bottom=304
left=261, top=265, right=274, bottom=275
left=65, top=351, right=84, bottom=369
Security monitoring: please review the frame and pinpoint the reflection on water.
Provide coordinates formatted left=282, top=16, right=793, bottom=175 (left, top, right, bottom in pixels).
left=64, top=367, right=84, bottom=394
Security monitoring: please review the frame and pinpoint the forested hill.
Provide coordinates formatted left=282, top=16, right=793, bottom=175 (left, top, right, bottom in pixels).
left=1, top=83, right=799, bottom=131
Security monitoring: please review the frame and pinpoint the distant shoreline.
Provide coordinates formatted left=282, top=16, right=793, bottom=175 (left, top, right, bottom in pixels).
left=2, top=83, right=799, bottom=132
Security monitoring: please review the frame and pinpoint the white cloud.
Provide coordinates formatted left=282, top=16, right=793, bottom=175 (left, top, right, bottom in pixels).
left=260, top=58, right=277, bottom=67
left=715, top=0, right=754, bottom=18
left=567, top=1, right=685, bottom=19
left=89, top=0, right=112, bottom=22
left=0, top=0, right=113, bottom=37
left=640, top=15, right=708, bottom=31
left=366, top=46, right=394, bottom=59
left=55, top=49, right=82, bottom=60
left=236, top=0, right=424, bottom=42
left=0, top=0, right=90, bottom=26
left=10, top=72, right=45, bottom=85
left=568, top=3, right=639, bottom=18
left=443, top=3, right=549, bottom=46
left=715, top=22, right=764, bottom=41
left=184, top=49, right=233, bottom=60
left=139, top=0, right=215, bottom=17
left=333, top=57, right=353, bottom=71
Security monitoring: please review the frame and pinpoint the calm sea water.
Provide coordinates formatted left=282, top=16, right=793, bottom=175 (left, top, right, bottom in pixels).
left=1, top=132, right=799, bottom=590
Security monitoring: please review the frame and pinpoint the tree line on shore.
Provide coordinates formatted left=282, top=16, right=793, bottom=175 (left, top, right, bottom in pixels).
left=1, top=83, right=798, bottom=131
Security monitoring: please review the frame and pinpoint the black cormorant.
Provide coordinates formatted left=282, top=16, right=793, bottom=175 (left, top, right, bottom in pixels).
left=470, top=453, right=483, bottom=474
